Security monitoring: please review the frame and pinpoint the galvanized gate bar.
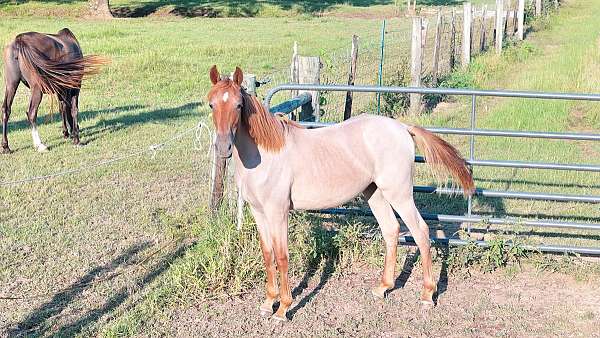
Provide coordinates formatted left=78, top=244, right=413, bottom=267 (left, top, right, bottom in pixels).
left=305, top=122, right=600, bottom=172
left=415, top=156, right=600, bottom=172
left=298, top=122, right=600, bottom=141
left=398, top=237, right=600, bottom=255
left=426, top=127, right=600, bottom=141
left=265, top=83, right=600, bottom=256
left=264, top=84, right=600, bottom=110
left=312, top=208, right=600, bottom=231
left=413, top=186, right=600, bottom=203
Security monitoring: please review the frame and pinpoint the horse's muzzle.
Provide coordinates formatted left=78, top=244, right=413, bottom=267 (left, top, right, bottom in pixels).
left=215, top=133, right=233, bottom=158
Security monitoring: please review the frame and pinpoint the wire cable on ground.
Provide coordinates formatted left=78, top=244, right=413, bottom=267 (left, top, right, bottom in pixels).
left=0, top=122, right=207, bottom=187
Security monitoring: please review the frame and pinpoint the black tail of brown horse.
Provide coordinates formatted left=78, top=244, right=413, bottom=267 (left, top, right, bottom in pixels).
left=14, top=35, right=108, bottom=97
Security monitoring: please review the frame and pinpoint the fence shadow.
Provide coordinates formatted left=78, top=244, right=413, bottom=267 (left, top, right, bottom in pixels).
left=6, top=102, right=200, bottom=142
left=5, top=104, right=145, bottom=134
left=81, top=102, right=201, bottom=144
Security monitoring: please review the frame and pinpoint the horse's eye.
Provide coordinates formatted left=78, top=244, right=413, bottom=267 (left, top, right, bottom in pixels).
left=208, top=103, right=213, bottom=110
left=237, top=103, right=242, bottom=110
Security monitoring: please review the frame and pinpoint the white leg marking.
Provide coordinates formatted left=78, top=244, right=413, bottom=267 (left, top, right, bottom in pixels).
left=32, top=126, right=47, bottom=152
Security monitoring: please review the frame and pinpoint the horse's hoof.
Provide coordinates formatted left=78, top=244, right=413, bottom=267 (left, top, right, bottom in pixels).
left=371, top=287, right=387, bottom=299
left=0, top=147, right=12, bottom=154
left=36, top=144, right=48, bottom=153
left=73, top=143, right=85, bottom=148
left=259, top=305, right=272, bottom=317
left=420, top=299, right=435, bottom=307
left=271, top=313, right=288, bottom=322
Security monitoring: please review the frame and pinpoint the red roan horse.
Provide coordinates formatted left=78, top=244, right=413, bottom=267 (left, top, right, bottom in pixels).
left=207, top=66, right=475, bottom=321
left=1, top=28, right=106, bottom=153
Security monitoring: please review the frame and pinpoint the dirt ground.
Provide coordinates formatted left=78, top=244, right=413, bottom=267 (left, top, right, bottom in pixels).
left=165, top=263, right=600, bottom=338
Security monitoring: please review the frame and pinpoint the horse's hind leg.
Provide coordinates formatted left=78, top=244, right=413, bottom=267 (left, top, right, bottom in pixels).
left=1, top=80, right=18, bottom=154
left=2, top=46, right=20, bottom=154
left=59, top=98, right=71, bottom=139
left=364, top=184, right=400, bottom=299
left=70, top=89, right=81, bottom=145
left=27, top=87, right=47, bottom=152
left=384, top=194, right=436, bottom=306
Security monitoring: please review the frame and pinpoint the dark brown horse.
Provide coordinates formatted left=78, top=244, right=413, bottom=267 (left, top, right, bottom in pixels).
left=1, top=28, right=106, bottom=153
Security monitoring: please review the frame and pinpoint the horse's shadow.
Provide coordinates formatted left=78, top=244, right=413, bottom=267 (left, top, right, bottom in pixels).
left=7, top=240, right=194, bottom=337
left=285, top=215, right=341, bottom=320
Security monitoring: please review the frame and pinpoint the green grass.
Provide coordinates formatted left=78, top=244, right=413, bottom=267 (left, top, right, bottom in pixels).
left=0, top=10, right=397, bottom=337
left=1, top=0, right=599, bottom=336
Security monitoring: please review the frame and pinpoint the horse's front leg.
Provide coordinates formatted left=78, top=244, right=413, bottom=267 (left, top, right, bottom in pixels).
left=267, top=209, right=291, bottom=321
left=251, top=208, right=279, bottom=317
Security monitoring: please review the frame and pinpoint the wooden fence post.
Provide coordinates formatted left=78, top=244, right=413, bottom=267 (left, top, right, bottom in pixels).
left=462, top=2, right=472, bottom=67
left=503, top=8, right=508, bottom=38
left=209, top=154, right=227, bottom=213
left=517, top=0, right=524, bottom=40
left=245, top=74, right=256, bottom=96
left=410, top=17, right=423, bottom=115
left=512, top=9, right=517, bottom=36
left=535, top=0, right=542, bottom=16
left=297, top=56, right=320, bottom=121
left=480, top=5, right=488, bottom=52
left=290, top=42, right=299, bottom=105
left=450, top=9, right=456, bottom=69
left=344, top=35, right=359, bottom=120
left=495, top=0, right=504, bottom=54
left=432, top=10, right=442, bottom=85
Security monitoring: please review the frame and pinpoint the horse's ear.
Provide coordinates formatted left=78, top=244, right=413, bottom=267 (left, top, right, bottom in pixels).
left=209, top=65, right=219, bottom=85
left=233, top=67, right=243, bottom=86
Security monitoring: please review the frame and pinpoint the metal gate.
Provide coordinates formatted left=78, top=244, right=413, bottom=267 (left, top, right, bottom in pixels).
left=264, top=84, right=600, bottom=255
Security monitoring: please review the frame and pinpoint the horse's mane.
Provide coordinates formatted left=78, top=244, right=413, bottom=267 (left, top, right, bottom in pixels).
left=240, top=87, right=303, bottom=152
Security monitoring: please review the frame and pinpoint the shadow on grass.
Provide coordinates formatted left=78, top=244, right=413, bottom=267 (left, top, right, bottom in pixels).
left=110, top=0, right=395, bottom=18
left=81, top=102, right=201, bottom=144
left=7, top=101, right=200, bottom=135
left=8, top=241, right=152, bottom=337
left=286, top=214, right=341, bottom=320
left=8, top=240, right=194, bottom=337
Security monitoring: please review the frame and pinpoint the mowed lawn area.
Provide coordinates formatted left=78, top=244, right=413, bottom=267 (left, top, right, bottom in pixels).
left=1, top=0, right=599, bottom=336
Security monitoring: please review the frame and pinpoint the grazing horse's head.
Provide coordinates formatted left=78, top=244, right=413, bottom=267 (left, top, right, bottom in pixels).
left=207, top=65, right=244, bottom=158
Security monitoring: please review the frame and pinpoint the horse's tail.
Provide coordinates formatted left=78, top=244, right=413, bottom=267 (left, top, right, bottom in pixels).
left=408, top=125, right=475, bottom=196
left=14, top=35, right=108, bottom=97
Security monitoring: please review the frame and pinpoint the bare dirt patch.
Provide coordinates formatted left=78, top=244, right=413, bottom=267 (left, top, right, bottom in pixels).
left=164, top=264, right=600, bottom=337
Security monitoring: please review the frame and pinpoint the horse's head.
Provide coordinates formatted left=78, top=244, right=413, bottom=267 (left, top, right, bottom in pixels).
left=207, top=65, right=244, bottom=158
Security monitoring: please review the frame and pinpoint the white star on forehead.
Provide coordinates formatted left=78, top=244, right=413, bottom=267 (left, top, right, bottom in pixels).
left=222, top=92, right=229, bottom=102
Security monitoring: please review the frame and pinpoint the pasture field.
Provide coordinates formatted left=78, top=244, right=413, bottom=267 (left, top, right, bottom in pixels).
left=1, top=0, right=599, bottom=336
